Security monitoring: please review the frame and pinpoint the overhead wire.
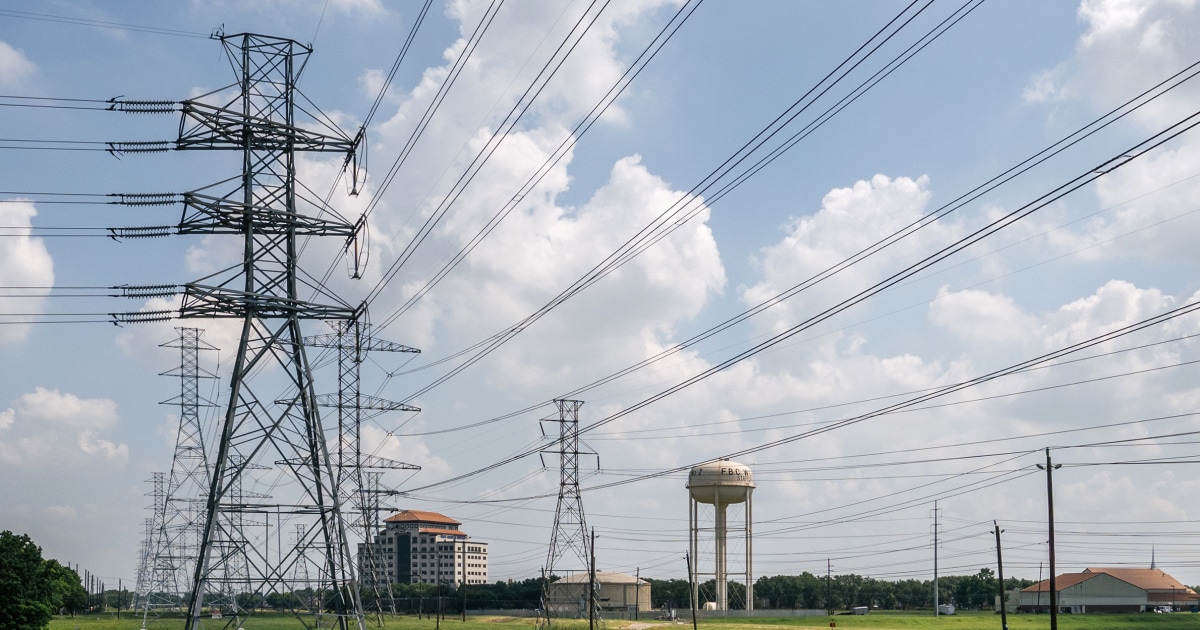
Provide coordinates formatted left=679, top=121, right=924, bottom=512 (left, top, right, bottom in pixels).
left=377, top=0, right=950, bottom=402
left=360, top=0, right=617, bottom=307
left=389, top=28, right=1200, bottom=440
left=368, top=0, right=706, bottom=332
left=395, top=95, right=1200, bottom=494
left=0, top=9, right=210, bottom=38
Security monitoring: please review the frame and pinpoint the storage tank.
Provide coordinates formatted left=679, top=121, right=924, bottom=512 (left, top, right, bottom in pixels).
left=687, top=459, right=754, bottom=612
left=687, top=460, right=755, bottom=504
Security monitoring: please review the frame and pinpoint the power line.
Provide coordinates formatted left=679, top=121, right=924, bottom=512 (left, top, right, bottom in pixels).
left=0, top=9, right=211, bottom=38
left=383, top=0, right=959, bottom=404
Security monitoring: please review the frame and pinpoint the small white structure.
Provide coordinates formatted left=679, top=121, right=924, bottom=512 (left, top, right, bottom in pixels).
left=687, top=459, right=755, bottom=611
left=546, top=571, right=651, bottom=614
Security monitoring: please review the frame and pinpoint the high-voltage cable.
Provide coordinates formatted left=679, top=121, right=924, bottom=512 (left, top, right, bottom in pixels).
left=365, top=0, right=704, bottom=325
left=378, top=0, right=989, bottom=403
left=403, top=107, right=1200, bottom=493
left=394, top=50, right=1200, bottom=438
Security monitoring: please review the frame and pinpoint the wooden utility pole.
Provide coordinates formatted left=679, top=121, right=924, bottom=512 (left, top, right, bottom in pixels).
left=994, top=521, right=1007, bottom=630
left=1037, top=448, right=1062, bottom=630
left=588, top=529, right=596, bottom=630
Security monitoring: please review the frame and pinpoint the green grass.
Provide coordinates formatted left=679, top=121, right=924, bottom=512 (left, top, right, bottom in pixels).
left=49, top=611, right=1200, bottom=630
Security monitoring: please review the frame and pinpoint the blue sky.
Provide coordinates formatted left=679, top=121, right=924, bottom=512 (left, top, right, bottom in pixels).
left=5, top=0, right=1200, bottom=596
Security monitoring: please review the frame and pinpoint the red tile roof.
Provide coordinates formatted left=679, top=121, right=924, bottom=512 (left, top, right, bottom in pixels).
left=384, top=510, right=461, bottom=526
left=1084, top=568, right=1198, bottom=596
left=1021, top=573, right=1101, bottom=592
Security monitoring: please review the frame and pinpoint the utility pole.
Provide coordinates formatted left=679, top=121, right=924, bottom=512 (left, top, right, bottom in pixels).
left=933, top=500, right=940, bottom=617
left=588, top=529, right=596, bottom=630
left=994, top=521, right=1007, bottom=630
left=826, top=559, right=832, bottom=616
left=1037, top=448, right=1062, bottom=630
left=634, top=567, right=640, bottom=621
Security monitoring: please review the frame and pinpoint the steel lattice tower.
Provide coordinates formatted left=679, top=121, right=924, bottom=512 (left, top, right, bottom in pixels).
left=306, top=320, right=420, bottom=619
left=111, top=33, right=367, bottom=630
left=540, top=399, right=599, bottom=624
left=139, top=328, right=219, bottom=626
left=138, top=475, right=174, bottom=614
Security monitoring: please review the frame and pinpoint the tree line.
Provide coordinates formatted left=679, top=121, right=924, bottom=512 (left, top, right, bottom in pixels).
left=0, top=531, right=89, bottom=630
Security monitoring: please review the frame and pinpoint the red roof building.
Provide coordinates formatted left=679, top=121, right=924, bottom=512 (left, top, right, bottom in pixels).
left=360, top=510, right=489, bottom=588
left=1018, top=567, right=1198, bottom=613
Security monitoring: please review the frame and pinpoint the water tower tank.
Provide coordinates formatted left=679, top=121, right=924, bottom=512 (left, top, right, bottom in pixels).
left=687, top=459, right=755, bottom=505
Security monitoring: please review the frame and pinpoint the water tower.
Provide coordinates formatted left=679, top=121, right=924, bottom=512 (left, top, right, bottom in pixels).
left=687, top=459, right=754, bottom=611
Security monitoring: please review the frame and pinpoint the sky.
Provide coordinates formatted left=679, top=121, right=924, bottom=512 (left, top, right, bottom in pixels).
left=6, top=0, right=1200, bottom=599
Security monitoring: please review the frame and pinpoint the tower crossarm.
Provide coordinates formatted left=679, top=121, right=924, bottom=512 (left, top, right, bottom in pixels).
left=176, top=100, right=357, bottom=153
left=314, top=393, right=418, bottom=413
left=304, top=332, right=419, bottom=355
left=176, top=191, right=356, bottom=236
left=351, top=455, right=420, bottom=471
left=179, top=284, right=357, bottom=319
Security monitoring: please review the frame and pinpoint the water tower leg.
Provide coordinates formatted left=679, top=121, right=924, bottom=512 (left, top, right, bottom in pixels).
left=689, top=497, right=698, bottom=614
left=746, top=490, right=753, bottom=612
left=716, top=497, right=726, bottom=611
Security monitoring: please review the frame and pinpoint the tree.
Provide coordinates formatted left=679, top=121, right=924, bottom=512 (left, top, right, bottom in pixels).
left=42, top=560, right=86, bottom=615
left=1, top=531, right=59, bottom=630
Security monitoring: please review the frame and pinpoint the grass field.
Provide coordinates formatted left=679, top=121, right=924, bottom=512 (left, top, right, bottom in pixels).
left=49, top=611, right=1200, bottom=630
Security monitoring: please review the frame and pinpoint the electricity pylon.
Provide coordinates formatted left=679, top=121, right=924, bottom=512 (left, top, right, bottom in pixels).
left=539, top=400, right=600, bottom=626
left=139, top=328, right=219, bottom=627
left=110, top=32, right=364, bottom=630
left=306, top=320, right=420, bottom=620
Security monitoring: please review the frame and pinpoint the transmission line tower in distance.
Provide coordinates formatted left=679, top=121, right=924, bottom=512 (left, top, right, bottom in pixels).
left=539, top=399, right=600, bottom=626
left=139, top=328, right=219, bottom=627
left=305, top=319, right=420, bottom=620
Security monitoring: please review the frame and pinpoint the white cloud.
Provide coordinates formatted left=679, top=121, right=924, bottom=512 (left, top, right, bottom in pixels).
left=328, top=0, right=385, bottom=14
left=0, top=387, right=127, bottom=468
left=0, top=200, right=54, bottom=344
left=1043, top=279, right=1177, bottom=349
left=929, top=286, right=1038, bottom=346
left=42, top=505, right=78, bottom=520
left=0, top=40, right=35, bottom=88
left=1025, top=0, right=1200, bottom=127
left=742, top=174, right=955, bottom=332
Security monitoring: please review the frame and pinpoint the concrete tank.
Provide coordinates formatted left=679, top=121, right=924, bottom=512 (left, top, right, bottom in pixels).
left=687, top=459, right=754, bottom=612
left=687, top=459, right=755, bottom=504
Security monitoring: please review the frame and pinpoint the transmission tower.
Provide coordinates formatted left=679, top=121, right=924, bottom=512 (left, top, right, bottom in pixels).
left=134, top=516, right=155, bottom=610
left=109, top=32, right=365, bottom=630
left=137, top=475, right=174, bottom=615
left=539, top=399, right=600, bottom=625
left=306, top=320, right=420, bottom=619
left=139, top=328, right=219, bottom=626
